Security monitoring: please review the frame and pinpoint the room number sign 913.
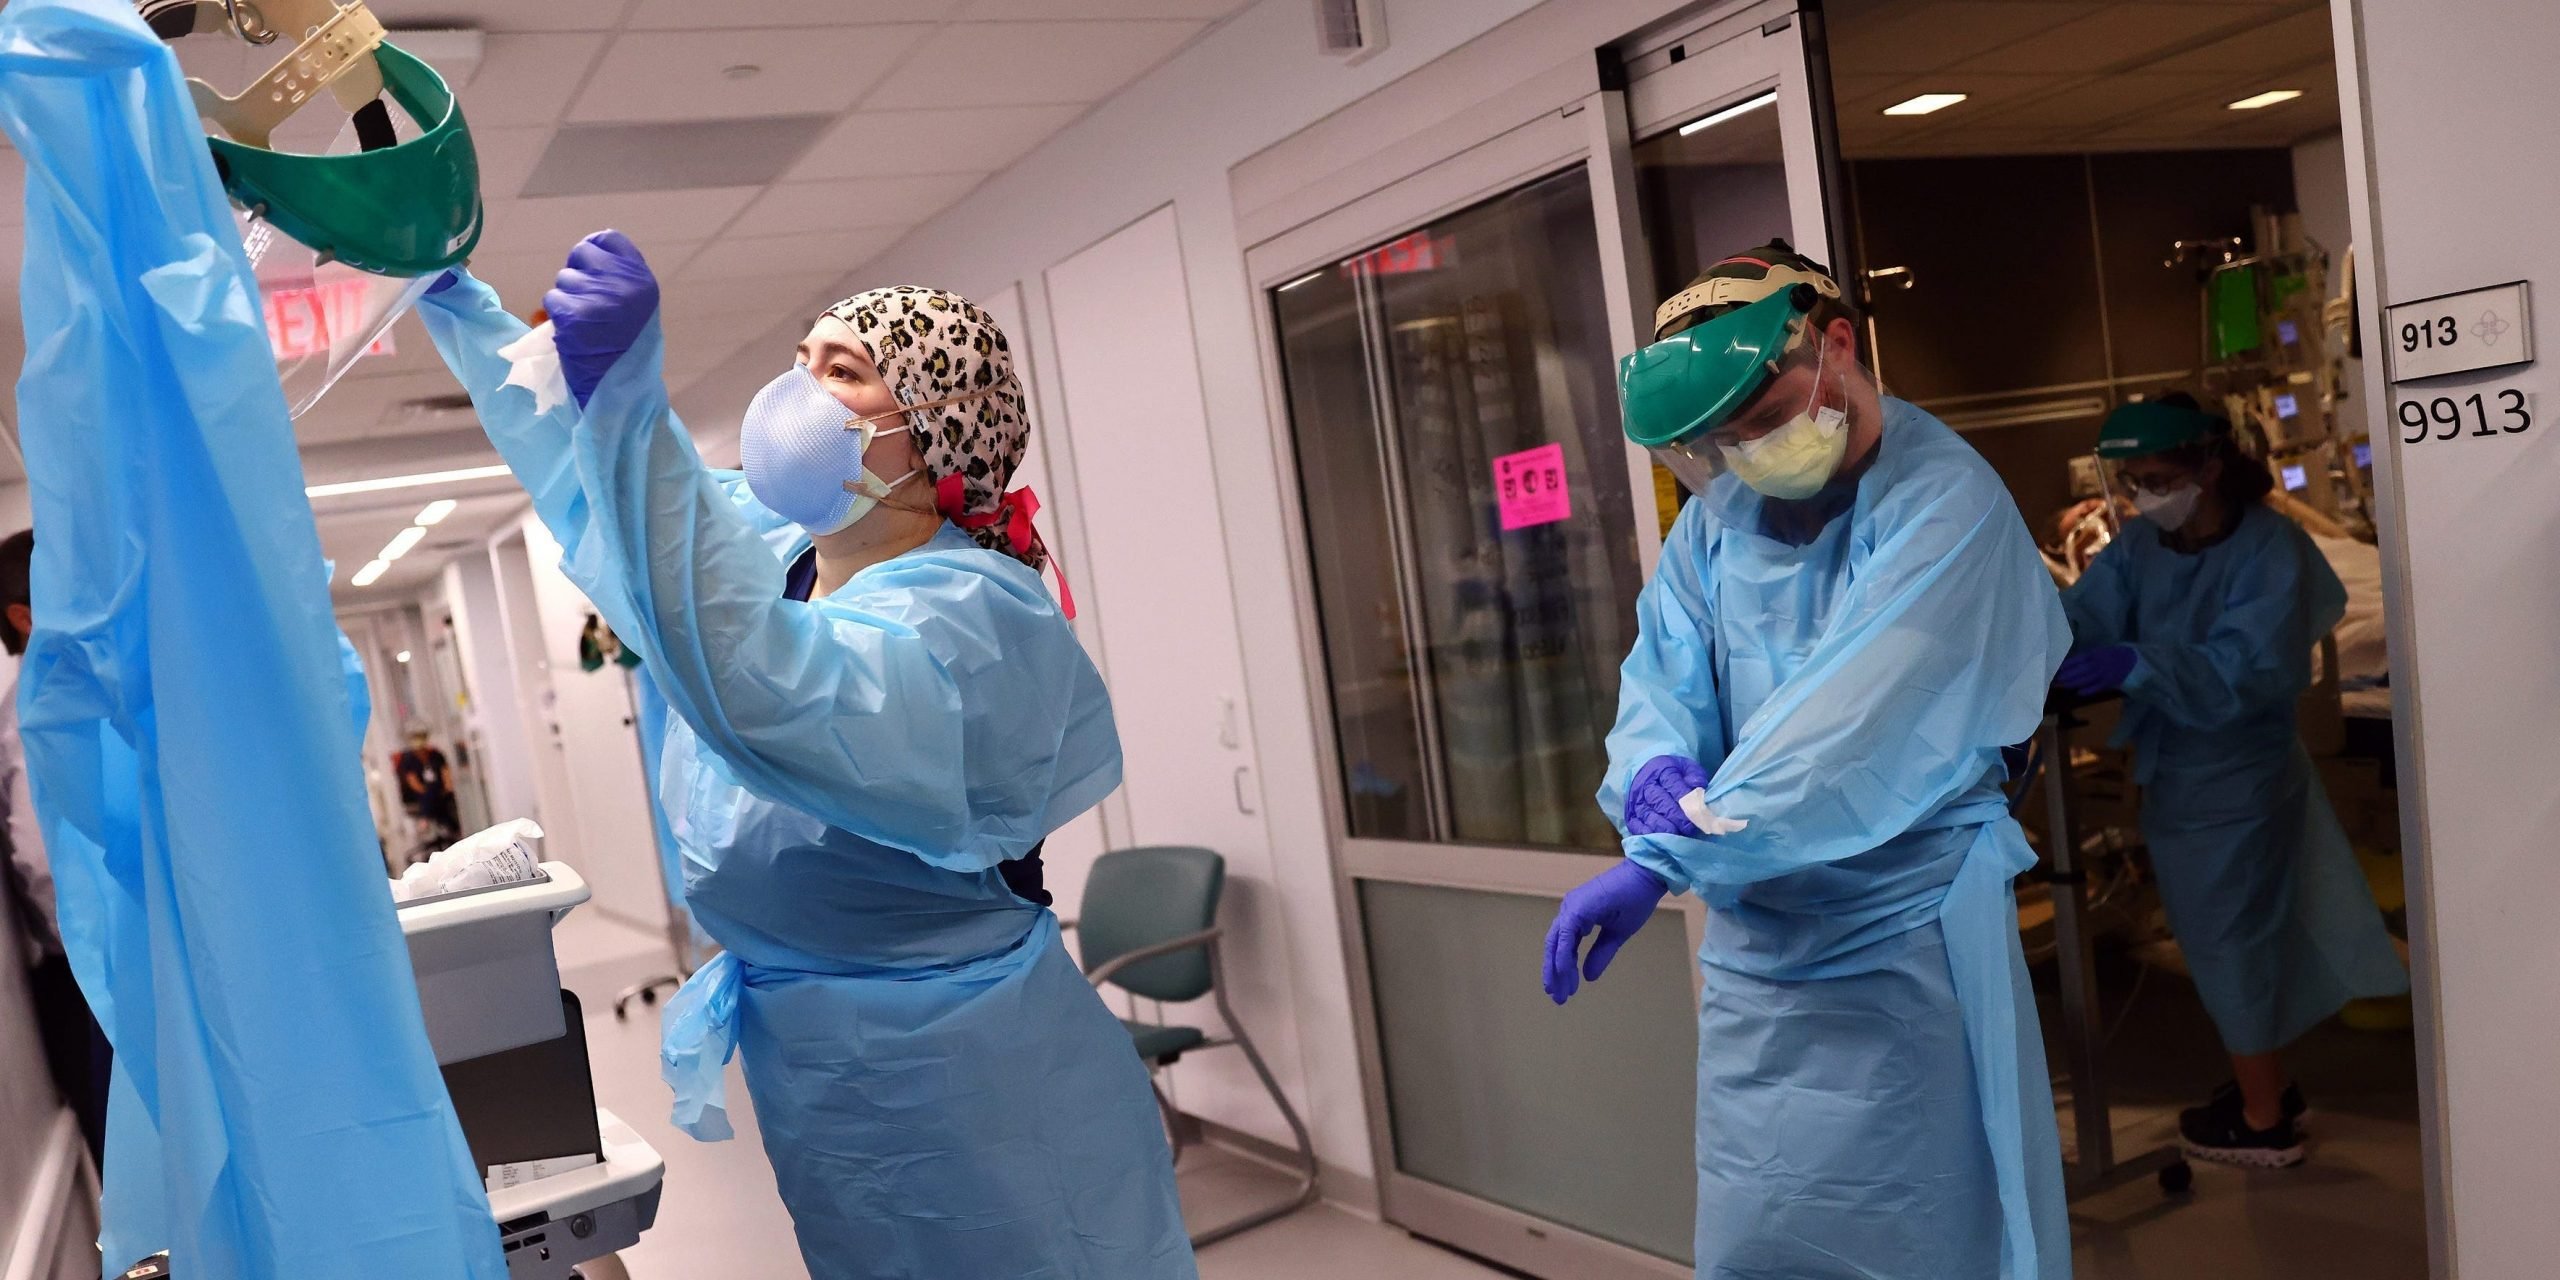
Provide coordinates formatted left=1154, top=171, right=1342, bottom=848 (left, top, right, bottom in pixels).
left=2396, top=388, right=2531, bottom=444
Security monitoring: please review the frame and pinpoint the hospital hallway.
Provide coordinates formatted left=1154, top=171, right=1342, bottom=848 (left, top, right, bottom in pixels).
left=550, top=910, right=1506, bottom=1280
left=554, top=909, right=2426, bottom=1280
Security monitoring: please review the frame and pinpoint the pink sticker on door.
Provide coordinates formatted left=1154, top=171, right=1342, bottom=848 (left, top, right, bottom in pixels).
left=1494, top=443, right=1571, bottom=531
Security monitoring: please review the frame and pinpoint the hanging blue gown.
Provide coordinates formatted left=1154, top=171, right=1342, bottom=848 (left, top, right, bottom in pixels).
left=0, top=1, right=504, bottom=1273
left=419, top=275, right=1194, bottom=1279
left=1602, top=399, right=2073, bottom=1280
left=2060, top=503, right=2406, bottom=1054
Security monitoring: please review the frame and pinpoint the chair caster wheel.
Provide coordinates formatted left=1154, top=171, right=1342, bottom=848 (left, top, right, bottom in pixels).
left=2159, top=1159, right=2193, bottom=1194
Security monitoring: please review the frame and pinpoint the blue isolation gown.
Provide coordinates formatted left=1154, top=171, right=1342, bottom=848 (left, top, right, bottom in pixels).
left=2061, top=503, right=2406, bottom=1054
left=1602, top=399, right=2072, bottom=1280
left=0, top=1, right=504, bottom=1274
left=419, top=276, right=1194, bottom=1279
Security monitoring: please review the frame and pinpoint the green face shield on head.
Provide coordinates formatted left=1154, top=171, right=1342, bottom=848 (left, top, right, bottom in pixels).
left=1617, top=286, right=1819, bottom=491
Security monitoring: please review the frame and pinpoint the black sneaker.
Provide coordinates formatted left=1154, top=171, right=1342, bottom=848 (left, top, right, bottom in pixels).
left=2180, top=1099, right=2306, bottom=1168
left=2208, top=1080, right=2309, bottom=1132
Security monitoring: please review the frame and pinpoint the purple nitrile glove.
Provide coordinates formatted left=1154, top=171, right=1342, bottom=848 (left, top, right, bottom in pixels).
left=424, top=268, right=462, bottom=295
left=2056, top=644, right=2138, bottom=697
left=1624, top=753, right=1710, bottom=838
left=544, top=229, right=660, bottom=407
left=1543, top=860, right=1669, bottom=1005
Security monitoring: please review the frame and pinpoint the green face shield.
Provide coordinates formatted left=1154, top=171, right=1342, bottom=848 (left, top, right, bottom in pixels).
left=153, top=1, right=483, bottom=416
left=206, top=39, right=482, bottom=278
left=1617, top=287, right=1814, bottom=488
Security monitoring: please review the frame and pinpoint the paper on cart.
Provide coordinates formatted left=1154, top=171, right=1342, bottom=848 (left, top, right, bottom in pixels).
left=485, top=1153, right=600, bottom=1193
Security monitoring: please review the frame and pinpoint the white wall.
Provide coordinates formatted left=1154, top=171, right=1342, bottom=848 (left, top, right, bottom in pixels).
left=442, top=554, right=541, bottom=826
left=515, top=517, right=668, bottom=932
left=768, top=0, right=1574, bottom=1187
left=2336, top=0, right=2559, bottom=1273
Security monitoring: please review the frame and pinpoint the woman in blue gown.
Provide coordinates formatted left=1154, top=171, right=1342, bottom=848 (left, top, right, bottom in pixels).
left=2056, top=396, right=2407, bottom=1169
left=420, top=231, right=1194, bottom=1279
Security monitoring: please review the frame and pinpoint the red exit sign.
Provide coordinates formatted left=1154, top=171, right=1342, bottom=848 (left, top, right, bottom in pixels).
left=263, top=278, right=396, bottom=363
left=1340, top=231, right=1451, bottom=278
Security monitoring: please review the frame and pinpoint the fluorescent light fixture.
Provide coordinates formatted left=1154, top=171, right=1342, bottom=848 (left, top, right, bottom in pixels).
left=2227, top=89, right=2302, bottom=110
left=1679, top=91, right=1778, bottom=136
left=1882, top=92, right=1968, bottom=117
left=350, top=559, right=391, bottom=587
left=1278, top=271, right=1323, bottom=292
left=414, top=498, right=458, bottom=526
left=379, top=525, right=428, bottom=563
left=395, top=650, right=413, bottom=664
left=305, top=464, right=513, bottom=499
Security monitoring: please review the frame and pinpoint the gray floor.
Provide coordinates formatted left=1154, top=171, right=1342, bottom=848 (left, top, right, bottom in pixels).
left=552, top=909, right=2428, bottom=1280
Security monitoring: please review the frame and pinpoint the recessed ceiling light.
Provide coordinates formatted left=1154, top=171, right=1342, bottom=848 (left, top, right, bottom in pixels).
left=2227, top=89, right=2303, bottom=111
left=395, top=650, right=413, bottom=664
left=415, top=498, right=458, bottom=526
left=1679, top=91, right=1778, bottom=136
left=722, top=64, right=761, bottom=81
left=351, top=560, right=392, bottom=588
left=305, top=464, right=513, bottom=499
left=379, top=526, right=429, bottom=563
left=1883, top=92, right=1968, bottom=117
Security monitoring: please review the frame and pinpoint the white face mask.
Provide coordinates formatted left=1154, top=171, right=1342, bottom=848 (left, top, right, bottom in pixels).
left=738, top=365, right=922, bottom=536
left=2133, top=483, right=2203, bottom=531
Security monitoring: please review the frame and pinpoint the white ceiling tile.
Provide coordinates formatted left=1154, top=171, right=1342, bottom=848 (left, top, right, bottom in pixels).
left=669, top=271, right=846, bottom=318
left=1960, top=4, right=2260, bottom=76
left=568, top=26, right=932, bottom=124
left=1827, top=2, right=2100, bottom=77
left=2166, top=8, right=2336, bottom=73
left=625, top=0, right=966, bottom=26
left=471, top=126, right=555, bottom=201
left=675, top=227, right=906, bottom=283
left=466, top=33, right=612, bottom=128
left=1845, top=73, right=2063, bottom=119
left=478, top=189, right=757, bottom=261
left=1971, top=71, right=2232, bottom=129
left=964, top=0, right=1245, bottom=17
left=864, top=20, right=1206, bottom=108
left=372, top=0, right=635, bottom=33
left=785, top=102, right=1084, bottom=181
left=726, top=172, right=982, bottom=240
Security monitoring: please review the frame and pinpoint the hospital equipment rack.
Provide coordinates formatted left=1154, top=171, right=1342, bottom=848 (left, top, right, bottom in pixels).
left=2029, top=691, right=2194, bottom=1198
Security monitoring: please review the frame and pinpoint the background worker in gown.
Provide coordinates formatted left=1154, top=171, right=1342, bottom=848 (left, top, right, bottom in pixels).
left=1542, top=243, right=2072, bottom=1279
left=418, top=231, right=1194, bottom=1279
left=2056, top=395, right=2408, bottom=1169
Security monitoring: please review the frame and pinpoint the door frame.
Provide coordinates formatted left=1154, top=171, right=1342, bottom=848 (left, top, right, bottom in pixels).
left=1238, top=4, right=1830, bottom=1273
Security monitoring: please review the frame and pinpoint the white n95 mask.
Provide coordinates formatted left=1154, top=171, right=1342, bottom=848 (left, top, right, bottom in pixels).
left=2133, top=483, right=2203, bottom=532
left=739, top=365, right=921, bottom=536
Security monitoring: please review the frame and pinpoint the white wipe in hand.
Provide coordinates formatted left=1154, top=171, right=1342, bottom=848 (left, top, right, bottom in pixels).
left=391, top=818, right=547, bottom=902
left=498, top=321, right=572, bottom=416
left=1678, top=788, right=1749, bottom=837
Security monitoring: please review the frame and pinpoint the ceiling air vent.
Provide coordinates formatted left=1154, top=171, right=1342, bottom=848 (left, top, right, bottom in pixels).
left=1315, top=0, right=1385, bottom=64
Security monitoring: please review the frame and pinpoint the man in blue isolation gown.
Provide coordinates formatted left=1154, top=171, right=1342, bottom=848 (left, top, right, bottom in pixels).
left=1543, top=243, right=2072, bottom=1279
left=0, top=0, right=501, bottom=1274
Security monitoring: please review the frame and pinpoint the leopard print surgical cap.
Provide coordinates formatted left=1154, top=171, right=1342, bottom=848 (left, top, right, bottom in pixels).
left=821, top=286, right=1046, bottom=574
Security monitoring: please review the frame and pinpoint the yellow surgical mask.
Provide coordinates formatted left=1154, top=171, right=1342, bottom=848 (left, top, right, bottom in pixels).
left=1720, top=342, right=1849, bottom=500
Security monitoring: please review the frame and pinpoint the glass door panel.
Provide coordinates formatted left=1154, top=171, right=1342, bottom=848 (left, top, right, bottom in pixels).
left=1273, top=165, right=1643, bottom=855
